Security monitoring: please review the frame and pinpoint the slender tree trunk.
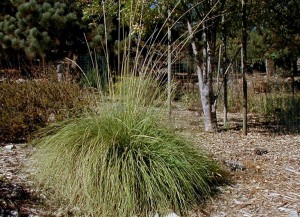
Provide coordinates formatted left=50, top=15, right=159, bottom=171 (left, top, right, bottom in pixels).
left=222, top=15, right=228, bottom=128
left=242, top=0, right=248, bottom=135
left=188, top=21, right=217, bottom=132
left=203, top=29, right=217, bottom=131
left=265, top=58, right=275, bottom=77
left=291, top=56, right=297, bottom=97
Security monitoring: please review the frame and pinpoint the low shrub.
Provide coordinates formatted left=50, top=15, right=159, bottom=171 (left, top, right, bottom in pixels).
left=30, top=75, right=227, bottom=217
left=0, top=80, right=92, bottom=143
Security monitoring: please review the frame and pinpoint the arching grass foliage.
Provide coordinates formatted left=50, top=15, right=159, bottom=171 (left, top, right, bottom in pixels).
left=30, top=76, right=227, bottom=216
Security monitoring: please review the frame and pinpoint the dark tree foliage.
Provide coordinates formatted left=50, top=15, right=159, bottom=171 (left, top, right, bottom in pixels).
left=0, top=0, right=18, bottom=19
left=0, top=0, right=87, bottom=62
left=246, top=0, right=300, bottom=63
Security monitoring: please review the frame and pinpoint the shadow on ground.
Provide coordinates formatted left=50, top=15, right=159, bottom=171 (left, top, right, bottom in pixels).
left=0, top=178, right=40, bottom=217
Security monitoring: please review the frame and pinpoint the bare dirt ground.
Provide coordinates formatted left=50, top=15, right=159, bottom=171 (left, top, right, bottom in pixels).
left=1, top=107, right=299, bottom=217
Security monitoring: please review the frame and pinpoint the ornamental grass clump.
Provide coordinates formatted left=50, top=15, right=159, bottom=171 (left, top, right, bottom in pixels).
left=31, top=76, right=226, bottom=217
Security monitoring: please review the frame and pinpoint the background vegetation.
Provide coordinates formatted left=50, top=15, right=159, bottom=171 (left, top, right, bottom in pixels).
left=0, top=80, right=92, bottom=143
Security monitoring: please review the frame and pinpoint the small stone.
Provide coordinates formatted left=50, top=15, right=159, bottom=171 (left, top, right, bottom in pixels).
left=254, top=148, right=268, bottom=155
left=154, top=212, right=179, bottom=217
left=278, top=207, right=299, bottom=217
left=47, top=113, right=56, bottom=122
left=289, top=210, right=299, bottom=217
left=224, top=160, right=245, bottom=171
left=10, top=210, right=19, bottom=217
left=4, top=144, right=16, bottom=150
left=165, top=213, right=179, bottom=217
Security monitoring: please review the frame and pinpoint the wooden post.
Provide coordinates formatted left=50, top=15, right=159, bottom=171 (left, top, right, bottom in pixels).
left=167, top=9, right=172, bottom=118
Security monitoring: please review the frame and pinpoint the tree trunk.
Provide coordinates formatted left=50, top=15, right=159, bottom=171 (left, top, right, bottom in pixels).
left=204, top=27, right=218, bottom=131
left=188, top=21, right=217, bottom=132
left=291, top=57, right=297, bottom=97
left=265, top=58, right=275, bottom=77
left=222, top=15, right=228, bottom=128
left=242, top=0, right=248, bottom=135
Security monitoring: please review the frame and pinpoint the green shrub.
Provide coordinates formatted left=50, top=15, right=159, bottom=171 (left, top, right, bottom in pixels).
left=30, top=76, right=227, bottom=217
left=0, top=80, right=92, bottom=143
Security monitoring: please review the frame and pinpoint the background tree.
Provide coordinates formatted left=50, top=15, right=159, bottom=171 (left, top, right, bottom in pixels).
left=77, top=0, right=174, bottom=73
left=183, top=0, right=227, bottom=131
left=0, top=0, right=17, bottom=19
left=79, top=0, right=230, bottom=131
left=0, top=0, right=86, bottom=75
left=0, top=0, right=18, bottom=68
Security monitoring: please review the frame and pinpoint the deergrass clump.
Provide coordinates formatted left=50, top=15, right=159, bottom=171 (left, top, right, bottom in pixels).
left=31, top=76, right=226, bottom=217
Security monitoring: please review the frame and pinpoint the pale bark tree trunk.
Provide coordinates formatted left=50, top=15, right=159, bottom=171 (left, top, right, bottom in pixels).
left=183, top=0, right=226, bottom=131
left=188, top=21, right=217, bottom=132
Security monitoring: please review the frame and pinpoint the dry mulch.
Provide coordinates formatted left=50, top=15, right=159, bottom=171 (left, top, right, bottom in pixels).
left=173, top=107, right=300, bottom=217
left=0, top=108, right=299, bottom=217
left=0, top=143, right=48, bottom=217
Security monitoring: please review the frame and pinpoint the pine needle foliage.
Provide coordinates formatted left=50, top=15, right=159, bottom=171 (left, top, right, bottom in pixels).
left=31, top=75, right=226, bottom=217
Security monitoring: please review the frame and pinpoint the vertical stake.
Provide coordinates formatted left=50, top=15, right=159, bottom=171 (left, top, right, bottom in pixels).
left=167, top=8, right=172, bottom=119
left=242, top=0, right=248, bottom=135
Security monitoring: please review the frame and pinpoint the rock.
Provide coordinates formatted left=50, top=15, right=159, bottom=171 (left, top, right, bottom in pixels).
left=254, top=148, right=268, bottom=155
left=16, top=78, right=25, bottom=83
left=166, top=213, right=179, bottom=217
left=4, top=145, right=16, bottom=150
left=47, top=113, right=56, bottom=122
left=224, top=160, right=245, bottom=171
left=10, top=210, right=19, bottom=217
left=278, top=207, right=299, bottom=217
left=154, top=212, right=179, bottom=217
left=289, top=210, right=299, bottom=217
